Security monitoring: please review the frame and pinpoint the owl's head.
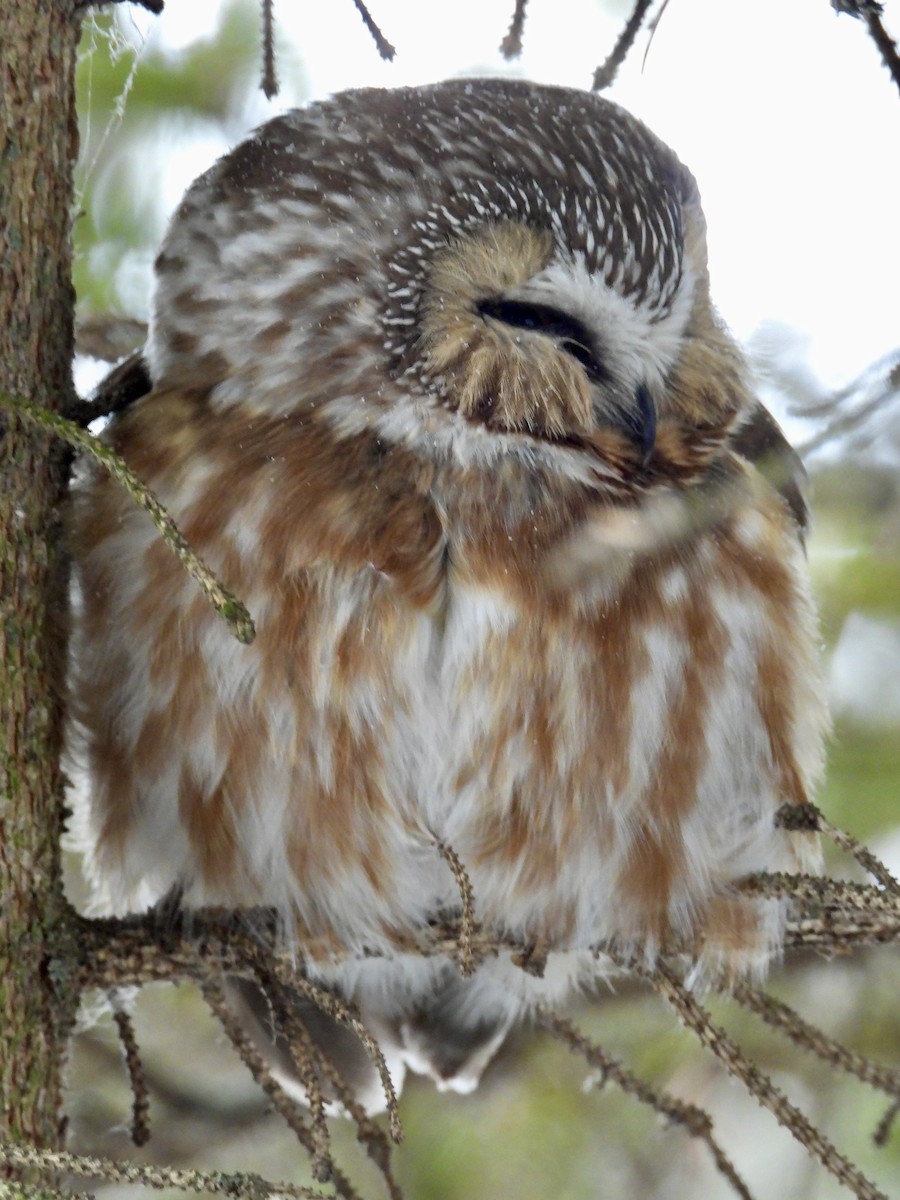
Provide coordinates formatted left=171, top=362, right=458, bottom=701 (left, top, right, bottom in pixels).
left=148, top=79, right=749, bottom=485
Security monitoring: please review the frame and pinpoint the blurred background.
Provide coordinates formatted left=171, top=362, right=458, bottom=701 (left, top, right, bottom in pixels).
left=68, top=1, right=900, bottom=1197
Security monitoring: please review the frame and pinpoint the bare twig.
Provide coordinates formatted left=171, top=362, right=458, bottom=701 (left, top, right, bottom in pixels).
left=432, top=836, right=477, bottom=977
left=832, top=0, right=900, bottom=95
left=863, top=6, right=900, bottom=94
left=263, top=959, right=404, bottom=1144
left=207, top=972, right=400, bottom=1198
left=537, top=1007, right=755, bottom=1200
left=737, top=871, right=900, bottom=954
left=286, top=1035, right=331, bottom=1182
left=738, top=870, right=900, bottom=914
left=774, top=803, right=900, bottom=895
left=751, top=333, right=900, bottom=462
left=350, top=0, right=395, bottom=60
left=732, top=982, right=900, bottom=1099
left=0, top=391, right=255, bottom=645
left=873, top=1098, right=900, bottom=1147
left=310, top=1043, right=403, bottom=1200
left=641, top=0, right=672, bottom=71
left=798, top=382, right=900, bottom=457
left=251, top=977, right=333, bottom=1182
left=201, top=979, right=362, bottom=1200
left=0, top=1141, right=328, bottom=1199
left=592, top=0, right=655, bottom=91
left=752, top=341, right=900, bottom=460
left=816, top=811, right=900, bottom=895
left=109, top=995, right=151, bottom=1147
left=636, top=960, right=889, bottom=1200
left=500, top=0, right=528, bottom=58
left=260, top=0, right=278, bottom=98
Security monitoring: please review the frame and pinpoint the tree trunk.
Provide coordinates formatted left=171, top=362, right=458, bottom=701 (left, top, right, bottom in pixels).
left=0, top=0, right=80, bottom=1163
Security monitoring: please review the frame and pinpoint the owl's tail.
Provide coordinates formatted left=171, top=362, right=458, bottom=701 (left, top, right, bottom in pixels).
left=222, top=970, right=510, bottom=1114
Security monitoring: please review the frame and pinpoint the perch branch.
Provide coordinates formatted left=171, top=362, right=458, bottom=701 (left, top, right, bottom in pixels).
left=70, top=872, right=900, bottom=1002
left=59, top=862, right=899, bottom=1199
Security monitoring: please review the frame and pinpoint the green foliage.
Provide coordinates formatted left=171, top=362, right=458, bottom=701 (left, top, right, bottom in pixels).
left=822, top=720, right=900, bottom=842
left=74, top=0, right=280, bottom=314
left=808, top=461, right=900, bottom=843
left=77, top=2, right=260, bottom=125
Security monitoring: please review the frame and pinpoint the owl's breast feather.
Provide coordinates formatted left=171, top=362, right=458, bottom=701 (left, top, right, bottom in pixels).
left=73, top=401, right=824, bottom=977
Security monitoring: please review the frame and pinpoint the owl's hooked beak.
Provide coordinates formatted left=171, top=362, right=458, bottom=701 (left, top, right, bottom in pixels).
left=619, top=382, right=656, bottom=466
left=589, top=380, right=657, bottom=468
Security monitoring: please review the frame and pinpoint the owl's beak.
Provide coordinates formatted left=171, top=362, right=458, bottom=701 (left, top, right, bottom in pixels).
left=607, top=382, right=656, bottom=466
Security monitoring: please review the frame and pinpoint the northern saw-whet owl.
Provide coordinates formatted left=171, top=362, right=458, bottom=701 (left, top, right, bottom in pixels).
left=71, top=78, right=828, bottom=1108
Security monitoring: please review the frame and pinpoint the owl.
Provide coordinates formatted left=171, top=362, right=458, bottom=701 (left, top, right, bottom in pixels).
left=70, top=78, right=828, bottom=1109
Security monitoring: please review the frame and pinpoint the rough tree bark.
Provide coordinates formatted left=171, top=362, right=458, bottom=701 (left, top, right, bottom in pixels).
left=0, top=0, right=81, bottom=1168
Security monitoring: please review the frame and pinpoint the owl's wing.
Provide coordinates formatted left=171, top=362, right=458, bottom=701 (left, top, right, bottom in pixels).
left=731, top=401, right=810, bottom=539
left=85, top=350, right=153, bottom=420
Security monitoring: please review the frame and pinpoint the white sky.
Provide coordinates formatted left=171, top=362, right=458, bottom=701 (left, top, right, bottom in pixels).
left=99, top=0, right=900, bottom=393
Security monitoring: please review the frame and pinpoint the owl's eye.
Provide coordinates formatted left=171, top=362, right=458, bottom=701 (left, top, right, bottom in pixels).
left=476, top=298, right=607, bottom=385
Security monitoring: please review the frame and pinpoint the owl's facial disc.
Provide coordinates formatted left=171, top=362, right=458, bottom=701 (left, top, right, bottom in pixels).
left=418, top=222, right=660, bottom=458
